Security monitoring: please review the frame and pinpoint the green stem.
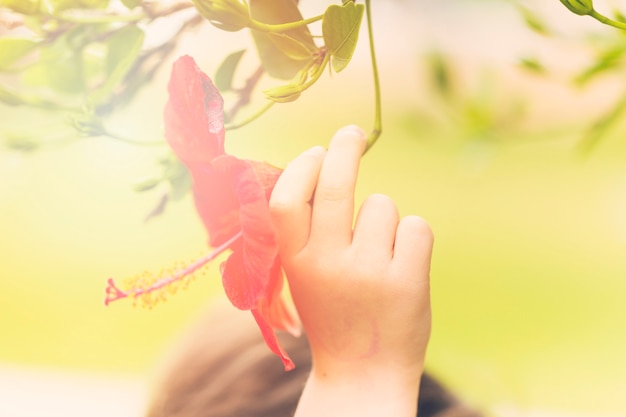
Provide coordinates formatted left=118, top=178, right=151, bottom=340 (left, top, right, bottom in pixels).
left=50, top=1, right=194, bottom=24
left=364, top=0, right=382, bottom=153
left=589, top=10, right=626, bottom=30
left=300, top=53, right=330, bottom=91
left=578, top=88, right=626, bottom=155
left=51, top=11, right=146, bottom=24
left=249, top=14, right=323, bottom=33
left=225, top=101, right=275, bottom=130
left=103, top=130, right=165, bottom=146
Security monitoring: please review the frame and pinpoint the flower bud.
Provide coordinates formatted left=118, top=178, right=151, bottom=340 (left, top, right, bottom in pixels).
left=264, top=83, right=302, bottom=103
left=559, top=0, right=593, bottom=16
left=192, top=0, right=251, bottom=32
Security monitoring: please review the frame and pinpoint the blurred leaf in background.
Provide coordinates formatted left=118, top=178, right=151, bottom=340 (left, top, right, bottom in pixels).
left=1, top=1, right=626, bottom=416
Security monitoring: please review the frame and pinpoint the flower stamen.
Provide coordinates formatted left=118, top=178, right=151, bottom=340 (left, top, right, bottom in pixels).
left=104, top=231, right=243, bottom=308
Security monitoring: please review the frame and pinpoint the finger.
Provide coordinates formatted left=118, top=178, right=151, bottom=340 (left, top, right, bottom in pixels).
left=310, top=125, right=367, bottom=247
left=270, top=146, right=326, bottom=257
left=352, top=194, right=399, bottom=262
left=391, top=215, right=434, bottom=278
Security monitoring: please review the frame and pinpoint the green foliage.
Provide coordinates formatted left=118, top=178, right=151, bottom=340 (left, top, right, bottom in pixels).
left=574, top=42, right=626, bottom=86
left=214, top=49, right=246, bottom=92
left=121, top=0, right=141, bottom=9
left=322, top=1, right=364, bottom=73
left=0, top=0, right=383, bottom=217
left=88, top=24, right=145, bottom=106
left=192, top=0, right=250, bottom=32
left=249, top=0, right=316, bottom=79
left=578, top=90, right=626, bottom=155
left=0, top=0, right=40, bottom=15
left=0, top=38, right=39, bottom=71
left=518, top=57, right=546, bottom=74
left=427, top=51, right=454, bottom=99
left=517, top=5, right=549, bottom=36
left=559, top=0, right=593, bottom=16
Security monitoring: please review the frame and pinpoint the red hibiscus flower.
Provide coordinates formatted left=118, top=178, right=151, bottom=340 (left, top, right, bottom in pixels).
left=105, top=55, right=299, bottom=371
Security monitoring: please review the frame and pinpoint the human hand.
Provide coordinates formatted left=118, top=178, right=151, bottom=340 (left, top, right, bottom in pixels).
left=270, top=125, right=434, bottom=416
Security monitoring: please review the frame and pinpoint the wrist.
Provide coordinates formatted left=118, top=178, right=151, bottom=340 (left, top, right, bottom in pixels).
left=294, top=360, right=423, bottom=417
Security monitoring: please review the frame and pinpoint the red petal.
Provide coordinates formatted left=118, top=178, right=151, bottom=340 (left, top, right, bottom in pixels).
left=189, top=166, right=240, bottom=247
left=214, top=155, right=282, bottom=298
left=164, top=55, right=225, bottom=165
left=221, top=240, right=263, bottom=310
left=256, top=258, right=301, bottom=336
left=164, top=56, right=242, bottom=246
left=251, top=308, right=295, bottom=371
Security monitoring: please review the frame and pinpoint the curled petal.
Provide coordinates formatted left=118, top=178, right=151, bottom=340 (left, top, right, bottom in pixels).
left=165, top=55, right=225, bottom=165
left=257, top=258, right=301, bottom=337
left=220, top=240, right=263, bottom=310
left=251, top=308, right=295, bottom=371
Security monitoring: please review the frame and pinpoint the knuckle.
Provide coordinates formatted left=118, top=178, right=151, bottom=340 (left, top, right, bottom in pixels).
left=317, top=183, right=349, bottom=202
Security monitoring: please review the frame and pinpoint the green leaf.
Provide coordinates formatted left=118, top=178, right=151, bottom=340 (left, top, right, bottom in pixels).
left=32, top=24, right=111, bottom=95
left=215, top=49, right=246, bottom=92
left=518, top=57, right=546, bottom=74
left=0, top=0, right=40, bottom=14
left=574, top=43, right=626, bottom=86
left=263, top=32, right=314, bottom=61
left=132, top=176, right=161, bottom=192
left=322, top=2, right=364, bottom=73
left=167, top=160, right=192, bottom=201
left=104, top=25, right=144, bottom=75
left=579, top=90, right=626, bottom=154
left=518, top=6, right=549, bottom=35
left=0, top=38, right=39, bottom=71
left=46, top=0, right=109, bottom=12
left=3, top=133, right=40, bottom=152
left=89, top=25, right=144, bottom=105
left=121, top=0, right=141, bottom=9
left=426, top=51, right=455, bottom=99
left=42, top=43, right=84, bottom=94
left=249, top=0, right=316, bottom=79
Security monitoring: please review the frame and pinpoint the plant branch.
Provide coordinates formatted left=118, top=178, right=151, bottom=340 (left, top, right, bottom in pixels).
left=249, top=13, right=323, bottom=33
left=589, top=9, right=626, bottom=30
left=364, top=0, right=382, bottom=153
left=225, top=101, right=275, bottom=131
left=226, top=65, right=265, bottom=123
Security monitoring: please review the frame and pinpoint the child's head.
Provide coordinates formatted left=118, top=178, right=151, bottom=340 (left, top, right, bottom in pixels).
left=145, top=302, right=482, bottom=417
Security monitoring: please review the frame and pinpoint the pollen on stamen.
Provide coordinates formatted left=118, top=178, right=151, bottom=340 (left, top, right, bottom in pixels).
left=104, top=231, right=243, bottom=309
left=104, top=258, right=211, bottom=309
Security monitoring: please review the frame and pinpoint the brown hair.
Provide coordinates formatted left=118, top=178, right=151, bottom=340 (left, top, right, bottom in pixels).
left=146, top=302, right=482, bottom=417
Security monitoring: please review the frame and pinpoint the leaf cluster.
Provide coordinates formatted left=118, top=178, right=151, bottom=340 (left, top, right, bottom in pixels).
left=521, top=2, right=626, bottom=154
left=0, top=0, right=200, bottom=150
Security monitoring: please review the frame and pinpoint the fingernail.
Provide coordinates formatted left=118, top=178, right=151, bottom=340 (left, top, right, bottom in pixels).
left=306, top=145, right=326, bottom=156
left=338, top=125, right=366, bottom=139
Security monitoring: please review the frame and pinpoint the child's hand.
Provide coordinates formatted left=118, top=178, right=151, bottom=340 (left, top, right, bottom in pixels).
left=270, top=126, right=434, bottom=416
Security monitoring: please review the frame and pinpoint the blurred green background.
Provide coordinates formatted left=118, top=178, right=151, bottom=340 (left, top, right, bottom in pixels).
left=1, top=1, right=626, bottom=416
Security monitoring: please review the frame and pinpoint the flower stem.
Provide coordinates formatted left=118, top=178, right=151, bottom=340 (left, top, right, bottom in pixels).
left=364, top=0, right=382, bottom=153
left=103, top=130, right=165, bottom=147
left=249, top=14, right=323, bottom=33
left=225, top=101, right=275, bottom=130
left=300, top=52, right=330, bottom=91
left=589, top=10, right=626, bottom=30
